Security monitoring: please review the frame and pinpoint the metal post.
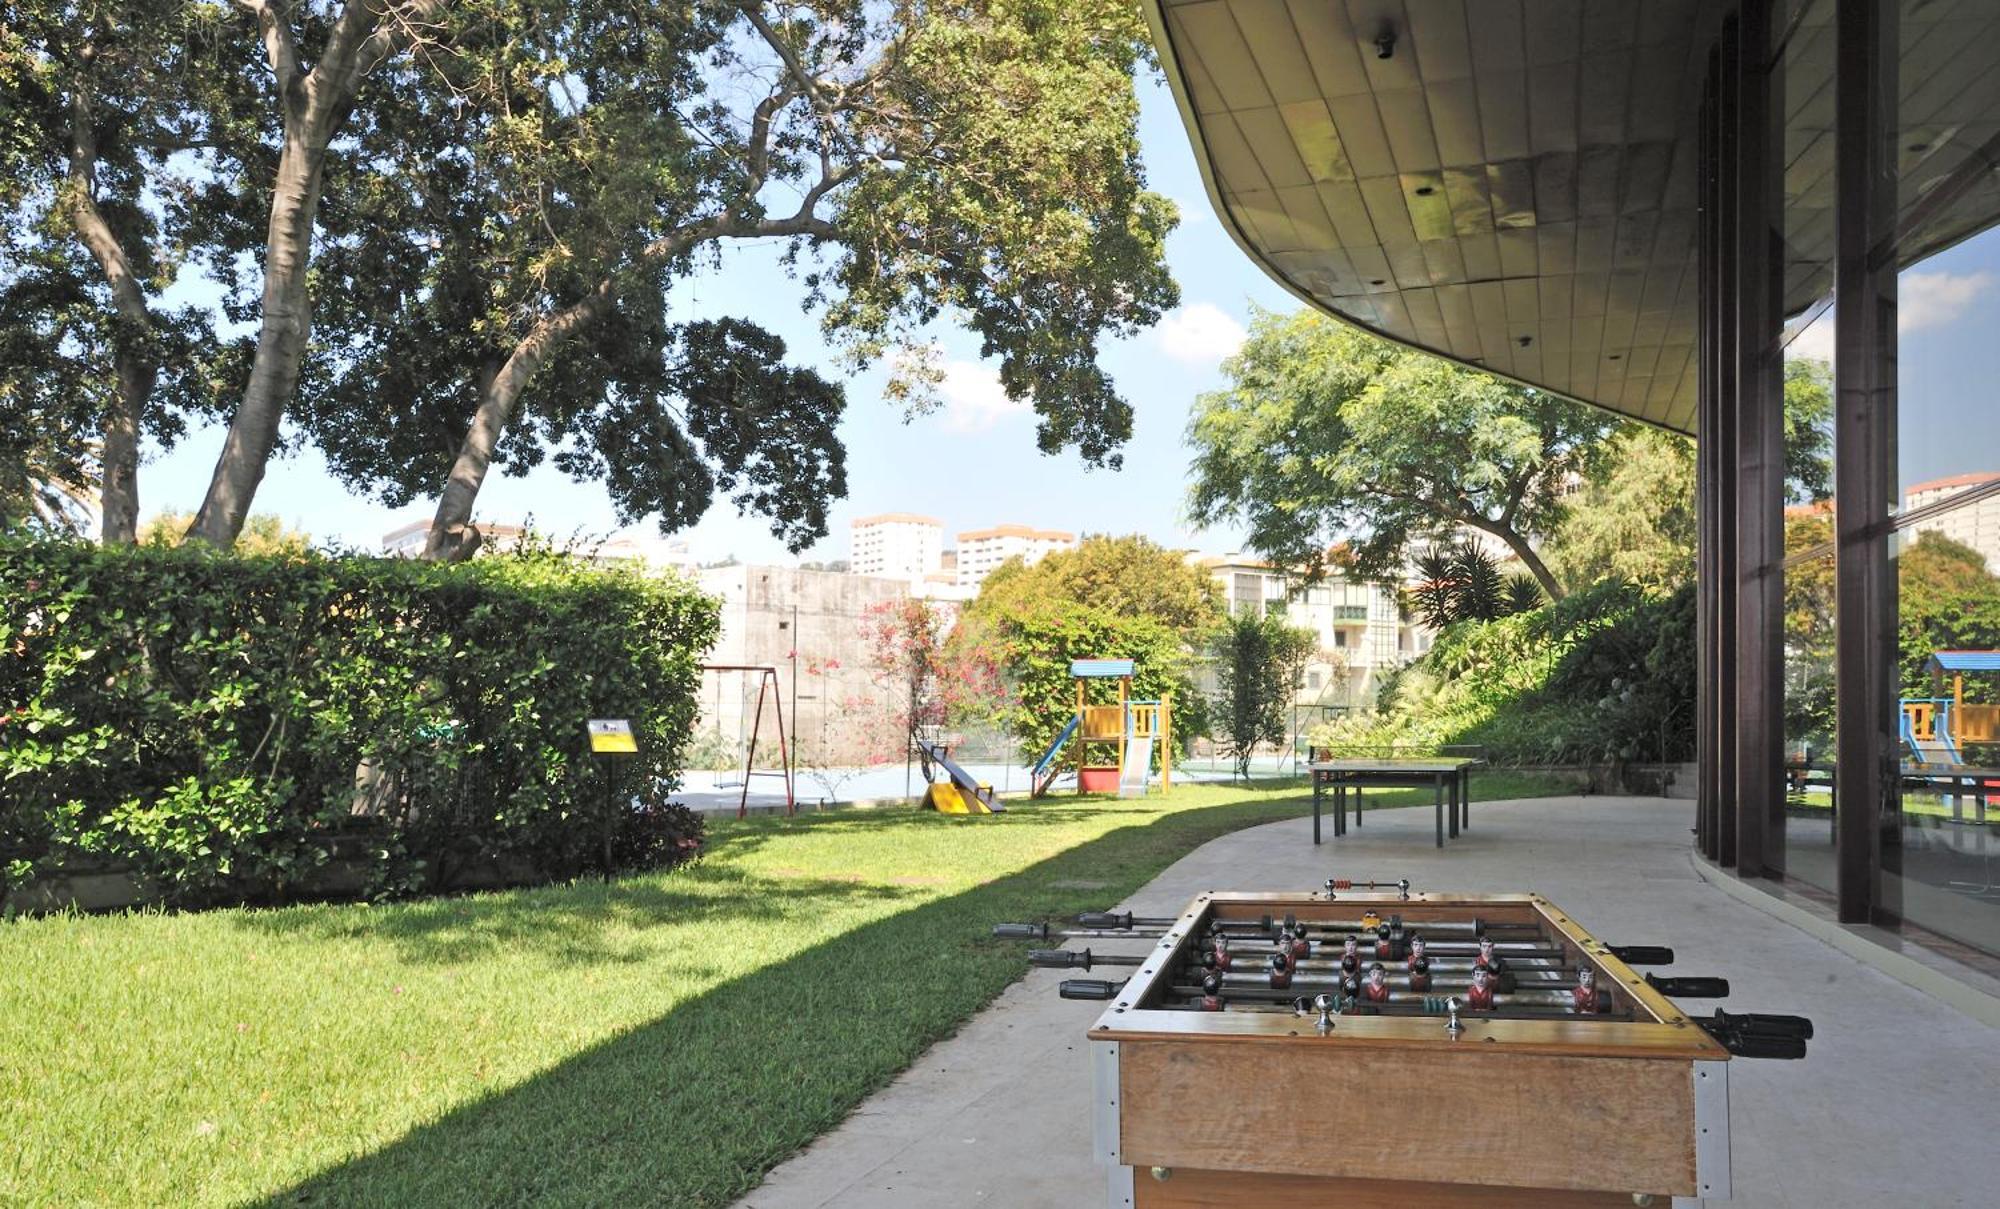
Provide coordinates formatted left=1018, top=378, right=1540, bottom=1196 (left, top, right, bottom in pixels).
left=1832, top=0, right=1899, bottom=924
left=1734, top=0, right=1783, bottom=878
left=1696, top=53, right=1720, bottom=863
left=1713, top=14, right=1742, bottom=870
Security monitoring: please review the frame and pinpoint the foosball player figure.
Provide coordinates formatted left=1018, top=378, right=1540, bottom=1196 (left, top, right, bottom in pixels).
left=1406, top=935, right=1432, bottom=992
left=1571, top=966, right=1611, bottom=1015
left=1269, top=950, right=1294, bottom=990
left=1340, top=935, right=1362, bottom=977
left=1374, top=923, right=1395, bottom=960
left=1339, top=971, right=1362, bottom=1008
left=1200, top=972, right=1226, bottom=1012
left=1465, top=965, right=1498, bottom=1010
left=1360, top=909, right=1382, bottom=931
left=1361, top=962, right=1392, bottom=1004
left=1475, top=935, right=1517, bottom=992
left=1286, top=926, right=1312, bottom=962
left=1210, top=933, right=1233, bottom=972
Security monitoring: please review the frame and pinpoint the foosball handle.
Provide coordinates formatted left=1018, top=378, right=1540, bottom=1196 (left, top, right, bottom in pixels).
left=1710, top=1029, right=1809, bottom=1060
left=1714, top=1009, right=1815, bottom=1040
left=1029, top=948, right=1092, bottom=970
left=992, top=922, right=1049, bottom=940
left=1645, top=973, right=1731, bottom=998
left=1076, top=911, right=1133, bottom=930
left=1058, top=978, right=1124, bottom=1001
left=1609, top=944, right=1676, bottom=966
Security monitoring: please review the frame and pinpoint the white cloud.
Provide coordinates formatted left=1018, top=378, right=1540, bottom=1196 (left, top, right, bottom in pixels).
left=1786, top=269, right=1992, bottom=363
left=1900, top=269, right=1993, bottom=333
left=1170, top=195, right=1212, bottom=226
left=1154, top=302, right=1247, bottom=364
left=938, top=359, right=1028, bottom=433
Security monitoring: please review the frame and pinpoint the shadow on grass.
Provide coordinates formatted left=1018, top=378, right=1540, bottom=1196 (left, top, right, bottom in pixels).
left=261, top=793, right=1316, bottom=1208
left=228, top=869, right=922, bottom=970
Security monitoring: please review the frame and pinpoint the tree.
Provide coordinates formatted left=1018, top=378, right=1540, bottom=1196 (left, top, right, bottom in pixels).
left=1, top=3, right=236, bottom=542
left=1188, top=309, right=1615, bottom=600
left=862, top=597, right=1003, bottom=772
left=281, top=0, right=1178, bottom=560
left=176, top=1, right=453, bottom=547
left=963, top=534, right=1221, bottom=640
left=1551, top=357, right=1834, bottom=593
left=138, top=509, right=311, bottom=554
left=1210, top=609, right=1314, bottom=779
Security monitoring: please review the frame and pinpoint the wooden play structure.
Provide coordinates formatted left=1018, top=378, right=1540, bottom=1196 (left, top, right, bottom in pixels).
left=1901, top=650, right=2000, bottom=765
left=1030, top=659, right=1172, bottom=798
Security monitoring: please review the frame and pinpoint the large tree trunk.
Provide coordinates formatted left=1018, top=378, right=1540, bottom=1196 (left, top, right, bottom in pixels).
left=421, top=286, right=614, bottom=562
left=186, top=137, right=327, bottom=547
left=1473, top=521, right=1565, bottom=602
left=64, top=83, right=153, bottom=545
left=100, top=350, right=151, bottom=543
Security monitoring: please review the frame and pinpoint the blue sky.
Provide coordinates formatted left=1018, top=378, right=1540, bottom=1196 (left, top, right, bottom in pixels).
left=138, top=77, right=2000, bottom=559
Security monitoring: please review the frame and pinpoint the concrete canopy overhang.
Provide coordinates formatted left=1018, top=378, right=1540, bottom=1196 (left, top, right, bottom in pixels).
left=1145, top=1, right=2000, bottom=437
left=1143, top=0, right=1716, bottom=433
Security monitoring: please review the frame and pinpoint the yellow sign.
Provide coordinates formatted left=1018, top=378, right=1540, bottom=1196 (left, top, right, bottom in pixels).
left=587, top=719, right=637, bottom=754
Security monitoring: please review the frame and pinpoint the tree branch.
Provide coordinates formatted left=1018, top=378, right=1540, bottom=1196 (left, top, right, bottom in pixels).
left=739, top=2, right=832, bottom=113
left=233, top=0, right=303, bottom=100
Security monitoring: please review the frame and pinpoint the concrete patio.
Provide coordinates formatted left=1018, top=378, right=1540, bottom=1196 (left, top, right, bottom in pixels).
left=734, top=795, right=1998, bottom=1209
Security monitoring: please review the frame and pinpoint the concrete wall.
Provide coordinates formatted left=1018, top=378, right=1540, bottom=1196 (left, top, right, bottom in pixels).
left=695, top=566, right=915, bottom=768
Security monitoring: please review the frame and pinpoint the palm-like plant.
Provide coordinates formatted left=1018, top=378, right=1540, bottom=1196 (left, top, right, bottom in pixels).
left=1406, top=538, right=1540, bottom=629
left=0, top=434, right=99, bottom=534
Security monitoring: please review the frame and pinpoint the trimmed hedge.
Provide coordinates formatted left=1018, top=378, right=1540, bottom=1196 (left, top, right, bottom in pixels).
left=0, top=536, right=718, bottom=906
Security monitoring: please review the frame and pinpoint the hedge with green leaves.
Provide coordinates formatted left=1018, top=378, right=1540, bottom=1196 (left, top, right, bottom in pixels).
left=1315, top=580, right=1697, bottom=766
left=0, top=536, right=718, bottom=906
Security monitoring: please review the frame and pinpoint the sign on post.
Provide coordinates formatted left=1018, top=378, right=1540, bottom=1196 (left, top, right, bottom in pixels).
left=587, top=718, right=638, bottom=755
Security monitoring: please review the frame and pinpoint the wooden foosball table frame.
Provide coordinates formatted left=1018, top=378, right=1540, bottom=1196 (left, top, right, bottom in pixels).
left=1087, top=891, right=1731, bottom=1207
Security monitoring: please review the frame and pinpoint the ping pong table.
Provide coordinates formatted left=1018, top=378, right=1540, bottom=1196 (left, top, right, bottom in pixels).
left=1310, top=755, right=1484, bottom=849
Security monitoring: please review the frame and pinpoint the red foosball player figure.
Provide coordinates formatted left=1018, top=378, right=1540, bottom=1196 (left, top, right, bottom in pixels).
left=1340, top=935, right=1362, bottom=977
left=1200, top=972, right=1226, bottom=1012
left=1465, top=965, right=1497, bottom=1010
left=1475, top=935, right=1514, bottom=991
left=1288, top=927, right=1312, bottom=962
left=1269, top=951, right=1294, bottom=990
left=1406, top=935, right=1431, bottom=992
left=1361, top=962, right=1392, bottom=1004
left=1211, top=933, right=1233, bottom=972
left=1571, top=967, right=1610, bottom=1014
left=1374, top=923, right=1394, bottom=960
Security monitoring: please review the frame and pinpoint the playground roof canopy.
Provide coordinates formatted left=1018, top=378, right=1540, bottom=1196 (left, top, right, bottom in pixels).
left=1927, top=651, right=2000, bottom=674
left=1071, top=659, right=1137, bottom=679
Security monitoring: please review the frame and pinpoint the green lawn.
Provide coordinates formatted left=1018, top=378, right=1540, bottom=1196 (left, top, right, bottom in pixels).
left=1, top=770, right=1578, bottom=1208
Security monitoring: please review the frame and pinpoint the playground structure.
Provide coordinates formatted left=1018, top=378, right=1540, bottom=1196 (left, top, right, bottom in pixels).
left=700, top=664, right=795, bottom=818
left=915, top=737, right=1003, bottom=814
left=1900, top=651, right=2000, bottom=766
left=1030, top=659, right=1172, bottom=798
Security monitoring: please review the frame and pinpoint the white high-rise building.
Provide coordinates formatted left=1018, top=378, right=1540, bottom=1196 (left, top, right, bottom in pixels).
left=849, top=513, right=944, bottom=580
left=1903, top=472, right=2000, bottom=572
left=955, top=524, right=1077, bottom=588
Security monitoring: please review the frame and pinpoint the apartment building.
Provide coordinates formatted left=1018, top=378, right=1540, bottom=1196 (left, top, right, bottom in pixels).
left=849, top=513, right=944, bottom=581
left=955, top=524, right=1076, bottom=589
left=1903, top=472, right=2000, bottom=572
left=1197, top=554, right=1430, bottom=715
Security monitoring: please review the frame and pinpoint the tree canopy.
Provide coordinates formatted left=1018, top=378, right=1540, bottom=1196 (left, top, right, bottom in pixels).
left=962, top=534, right=1221, bottom=639
left=1209, top=609, right=1314, bottom=779
left=1187, top=308, right=1616, bottom=599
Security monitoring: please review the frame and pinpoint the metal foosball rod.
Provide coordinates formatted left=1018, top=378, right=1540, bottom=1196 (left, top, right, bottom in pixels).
left=1176, top=980, right=1593, bottom=1010
left=1158, top=990, right=1638, bottom=1023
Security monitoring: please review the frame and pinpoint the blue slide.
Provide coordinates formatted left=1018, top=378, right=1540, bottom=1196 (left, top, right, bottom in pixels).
left=916, top=739, right=1003, bottom=811
left=1030, top=715, right=1081, bottom=797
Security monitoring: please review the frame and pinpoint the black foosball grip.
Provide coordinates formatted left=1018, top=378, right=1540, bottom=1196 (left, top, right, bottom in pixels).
left=992, top=923, right=1049, bottom=940
left=1645, top=974, right=1731, bottom=999
left=1029, top=948, right=1090, bottom=970
left=1609, top=944, right=1675, bottom=966
left=1058, top=978, right=1122, bottom=1001
left=1715, top=1010, right=1815, bottom=1040
left=1720, top=1032, right=1809, bottom=1060
left=1076, top=911, right=1133, bottom=930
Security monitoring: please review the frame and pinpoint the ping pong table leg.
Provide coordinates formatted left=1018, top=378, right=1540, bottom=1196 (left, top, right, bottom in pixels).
left=1435, top=775, right=1444, bottom=847
left=1447, top=772, right=1459, bottom=839
left=1313, top=773, right=1322, bottom=845
left=1353, top=781, right=1362, bottom=828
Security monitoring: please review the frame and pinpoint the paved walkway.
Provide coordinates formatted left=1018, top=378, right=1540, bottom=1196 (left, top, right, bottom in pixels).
left=734, top=796, right=1999, bottom=1209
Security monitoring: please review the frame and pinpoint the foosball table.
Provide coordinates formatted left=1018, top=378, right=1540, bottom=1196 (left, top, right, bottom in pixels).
left=996, top=882, right=1812, bottom=1208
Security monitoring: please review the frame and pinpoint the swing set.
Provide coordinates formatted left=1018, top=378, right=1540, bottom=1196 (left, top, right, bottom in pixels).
left=701, top=664, right=796, bottom=818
